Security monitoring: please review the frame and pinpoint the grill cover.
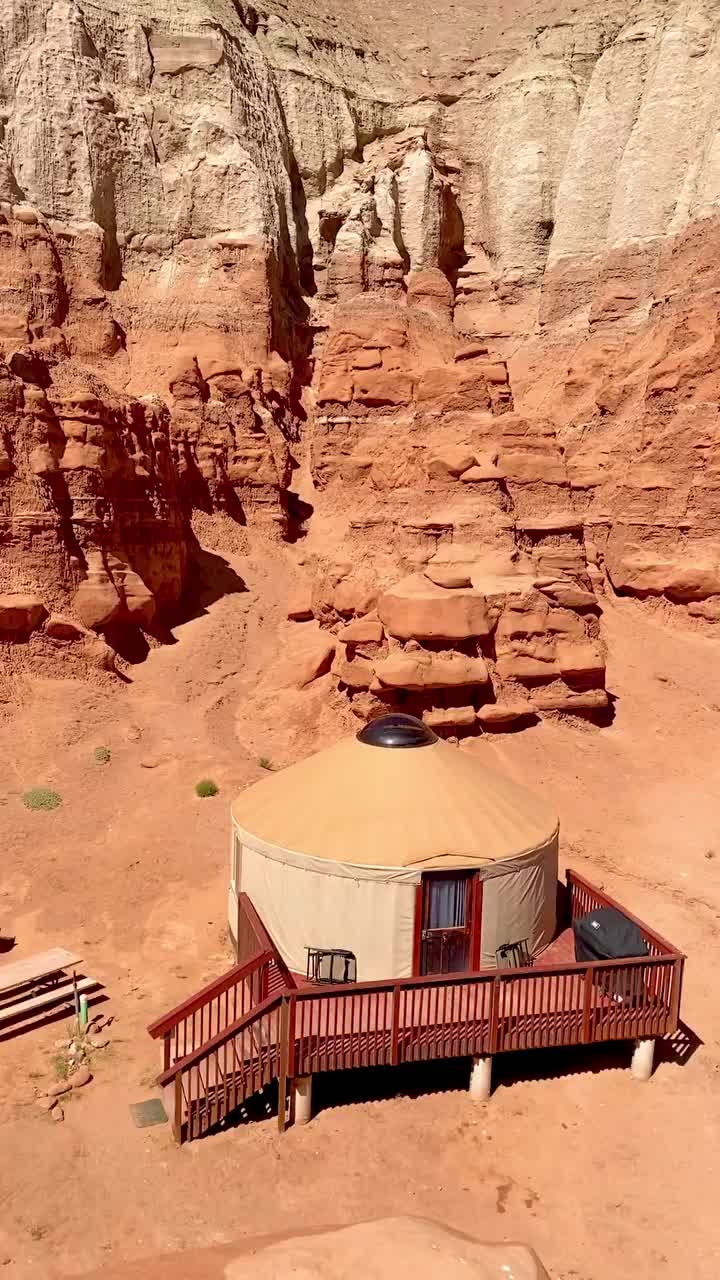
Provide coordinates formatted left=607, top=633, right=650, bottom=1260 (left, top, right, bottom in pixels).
left=573, top=906, right=649, bottom=962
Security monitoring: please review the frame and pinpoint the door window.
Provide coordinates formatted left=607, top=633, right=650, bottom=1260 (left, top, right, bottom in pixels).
left=420, top=872, right=473, bottom=975
left=426, top=876, right=468, bottom=930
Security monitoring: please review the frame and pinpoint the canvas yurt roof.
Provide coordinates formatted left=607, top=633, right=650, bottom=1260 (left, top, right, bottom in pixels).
left=232, top=715, right=559, bottom=871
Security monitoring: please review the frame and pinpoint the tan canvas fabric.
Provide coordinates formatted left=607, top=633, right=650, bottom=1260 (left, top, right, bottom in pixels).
left=479, top=836, right=558, bottom=965
left=231, top=735, right=558, bottom=870
left=236, top=839, right=417, bottom=979
left=231, top=822, right=558, bottom=977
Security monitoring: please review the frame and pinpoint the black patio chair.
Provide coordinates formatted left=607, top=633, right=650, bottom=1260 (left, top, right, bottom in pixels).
left=495, top=938, right=532, bottom=969
left=305, top=946, right=357, bottom=984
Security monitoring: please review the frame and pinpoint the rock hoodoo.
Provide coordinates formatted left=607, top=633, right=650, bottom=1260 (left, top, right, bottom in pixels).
left=1, top=0, right=719, bottom=717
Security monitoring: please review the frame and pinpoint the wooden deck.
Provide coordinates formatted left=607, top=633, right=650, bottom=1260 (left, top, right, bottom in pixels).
left=149, top=873, right=685, bottom=1143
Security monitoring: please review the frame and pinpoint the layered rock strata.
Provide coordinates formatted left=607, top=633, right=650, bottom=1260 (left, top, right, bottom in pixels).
left=1, top=0, right=720, bottom=711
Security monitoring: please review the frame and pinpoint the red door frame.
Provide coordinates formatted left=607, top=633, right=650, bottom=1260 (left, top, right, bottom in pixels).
left=412, top=871, right=483, bottom=976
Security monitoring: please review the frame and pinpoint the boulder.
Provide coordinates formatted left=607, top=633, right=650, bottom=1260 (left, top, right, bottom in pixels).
left=688, top=598, right=720, bottom=621
left=500, top=450, right=567, bottom=485
left=337, top=617, right=384, bottom=644
left=608, top=553, right=720, bottom=602
left=426, top=446, right=477, bottom=481
left=378, top=575, right=492, bottom=641
left=477, top=701, right=535, bottom=724
left=460, top=461, right=503, bottom=482
left=556, top=641, right=606, bottom=679
left=423, top=706, right=477, bottom=729
left=332, top=651, right=375, bottom=690
left=46, top=1079, right=72, bottom=1097
left=416, top=367, right=459, bottom=405
left=224, top=1215, right=549, bottom=1280
left=546, top=608, right=585, bottom=639
left=424, top=565, right=473, bottom=589
left=278, top=629, right=336, bottom=689
left=69, top=1063, right=93, bottom=1088
left=374, top=651, right=489, bottom=690
left=45, top=614, right=87, bottom=641
left=533, top=688, right=608, bottom=713
left=534, top=549, right=588, bottom=578
left=111, top=560, right=156, bottom=628
left=537, top=580, right=597, bottom=609
left=333, top=578, right=378, bottom=617
left=495, top=654, right=560, bottom=681
left=478, top=361, right=510, bottom=385
left=73, top=565, right=122, bottom=630
left=0, top=593, right=47, bottom=639
left=373, top=652, right=428, bottom=689
left=317, top=371, right=353, bottom=405
left=81, top=636, right=118, bottom=672
left=354, top=371, right=414, bottom=407
left=496, top=608, right=549, bottom=640
left=35, top=1095, right=57, bottom=1112
left=454, top=342, right=489, bottom=362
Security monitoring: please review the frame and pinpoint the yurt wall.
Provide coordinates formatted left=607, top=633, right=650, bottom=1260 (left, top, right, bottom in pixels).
left=231, top=823, right=559, bottom=979
left=478, top=834, right=559, bottom=966
left=232, top=823, right=419, bottom=979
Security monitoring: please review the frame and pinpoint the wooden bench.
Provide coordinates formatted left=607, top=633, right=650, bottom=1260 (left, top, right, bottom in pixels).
left=0, top=948, right=103, bottom=1038
left=0, top=948, right=80, bottom=996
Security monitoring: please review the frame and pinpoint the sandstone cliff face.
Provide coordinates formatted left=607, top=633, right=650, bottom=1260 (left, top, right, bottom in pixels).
left=1, top=0, right=719, bottom=723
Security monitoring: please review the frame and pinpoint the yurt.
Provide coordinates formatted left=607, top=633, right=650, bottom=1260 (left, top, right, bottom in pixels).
left=230, top=715, right=559, bottom=981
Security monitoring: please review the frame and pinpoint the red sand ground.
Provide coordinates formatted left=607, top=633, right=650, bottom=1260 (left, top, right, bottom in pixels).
left=1, top=555, right=719, bottom=1280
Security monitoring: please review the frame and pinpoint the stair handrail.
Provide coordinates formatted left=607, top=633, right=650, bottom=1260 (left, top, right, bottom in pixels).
left=157, top=989, right=285, bottom=1087
left=147, top=948, right=273, bottom=1041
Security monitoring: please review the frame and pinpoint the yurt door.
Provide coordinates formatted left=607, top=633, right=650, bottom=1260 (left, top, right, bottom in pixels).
left=419, top=872, right=474, bottom=975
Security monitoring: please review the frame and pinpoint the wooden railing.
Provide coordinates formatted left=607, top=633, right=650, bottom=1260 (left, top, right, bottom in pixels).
left=147, top=894, right=294, bottom=1073
left=158, top=993, right=285, bottom=1142
left=236, top=892, right=294, bottom=995
left=567, top=871, right=678, bottom=957
left=151, top=870, right=685, bottom=1142
left=147, top=950, right=274, bottom=1072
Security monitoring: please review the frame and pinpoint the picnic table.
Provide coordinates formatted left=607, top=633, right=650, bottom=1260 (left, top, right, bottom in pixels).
left=0, top=947, right=102, bottom=1037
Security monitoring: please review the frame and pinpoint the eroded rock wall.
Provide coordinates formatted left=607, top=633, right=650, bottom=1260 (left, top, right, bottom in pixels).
left=1, top=0, right=719, bottom=714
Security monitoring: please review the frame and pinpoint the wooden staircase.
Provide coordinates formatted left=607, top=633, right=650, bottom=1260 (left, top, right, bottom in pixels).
left=147, top=894, right=295, bottom=1141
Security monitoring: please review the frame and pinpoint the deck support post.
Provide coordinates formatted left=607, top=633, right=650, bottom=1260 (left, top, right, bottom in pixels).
left=294, top=1074, right=313, bottom=1125
left=631, top=1038, right=655, bottom=1081
left=469, top=1054, right=492, bottom=1101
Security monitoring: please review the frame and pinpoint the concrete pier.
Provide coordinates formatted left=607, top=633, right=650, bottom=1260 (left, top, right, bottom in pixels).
left=294, top=1074, right=313, bottom=1124
left=631, top=1038, right=655, bottom=1081
left=469, top=1054, right=493, bottom=1101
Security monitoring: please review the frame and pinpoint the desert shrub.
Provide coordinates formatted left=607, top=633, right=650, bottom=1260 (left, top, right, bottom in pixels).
left=50, top=1052, right=69, bottom=1081
left=195, top=778, right=219, bottom=798
left=258, top=756, right=273, bottom=771
left=22, top=788, right=62, bottom=812
left=93, top=746, right=112, bottom=765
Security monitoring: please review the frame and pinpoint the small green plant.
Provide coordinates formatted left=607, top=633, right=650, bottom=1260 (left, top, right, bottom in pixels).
left=258, top=756, right=273, bottom=771
left=195, top=778, right=218, bottom=798
left=93, top=746, right=111, bottom=765
left=22, top=788, right=62, bottom=812
left=50, top=1053, right=69, bottom=1082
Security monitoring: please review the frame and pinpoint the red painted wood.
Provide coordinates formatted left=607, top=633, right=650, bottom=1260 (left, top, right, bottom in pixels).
left=470, top=875, right=483, bottom=970
left=412, top=883, right=423, bottom=976
left=154, top=871, right=685, bottom=1143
